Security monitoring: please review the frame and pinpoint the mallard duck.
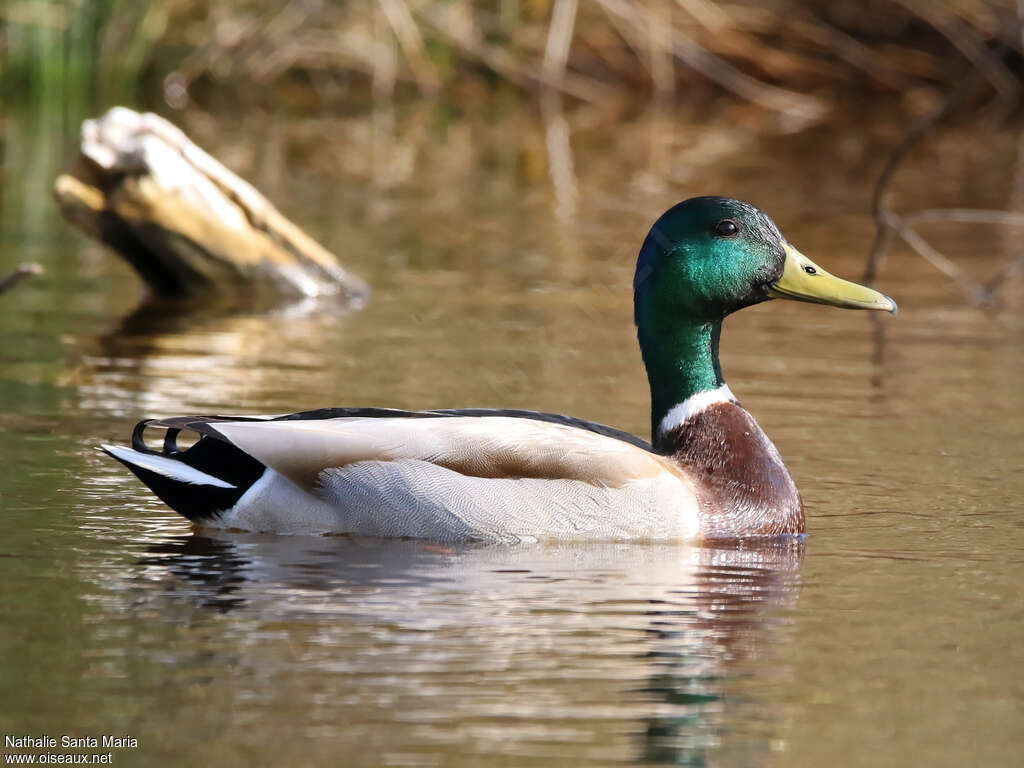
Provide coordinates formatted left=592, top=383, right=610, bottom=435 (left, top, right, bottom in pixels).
left=103, top=197, right=895, bottom=543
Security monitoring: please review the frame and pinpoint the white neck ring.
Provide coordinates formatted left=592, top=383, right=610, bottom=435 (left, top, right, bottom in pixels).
left=656, top=384, right=737, bottom=438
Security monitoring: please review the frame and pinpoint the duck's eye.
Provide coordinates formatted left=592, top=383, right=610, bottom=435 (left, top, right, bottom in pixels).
left=803, top=265, right=817, bottom=275
left=714, top=219, right=739, bottom=237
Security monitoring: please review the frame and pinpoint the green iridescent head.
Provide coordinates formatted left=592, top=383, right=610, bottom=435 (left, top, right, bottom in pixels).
left=633, top=196, right=896, bottom=442
left=635, top=196, right=896, bottom=327
left=634, top=197, right=789, bottom=324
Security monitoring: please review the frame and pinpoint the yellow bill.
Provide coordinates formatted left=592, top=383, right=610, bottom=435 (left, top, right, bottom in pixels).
left=768, top=243, right=897, bottom=313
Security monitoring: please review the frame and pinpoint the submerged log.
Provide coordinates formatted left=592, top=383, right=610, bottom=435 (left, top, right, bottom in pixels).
left=54, top=107, right=367, bottom=303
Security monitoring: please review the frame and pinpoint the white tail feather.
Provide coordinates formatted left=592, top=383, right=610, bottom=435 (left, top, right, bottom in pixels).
left=101, top=445, right=236, bottom=489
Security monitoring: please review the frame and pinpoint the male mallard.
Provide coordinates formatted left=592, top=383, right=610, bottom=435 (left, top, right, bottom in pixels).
left=103, top=197, right=895, bottom=542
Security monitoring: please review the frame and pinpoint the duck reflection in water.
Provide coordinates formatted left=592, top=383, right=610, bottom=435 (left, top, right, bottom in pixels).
left=137, top=534, right=802, bottom=765
left=636, top=541, right=801, bottom=766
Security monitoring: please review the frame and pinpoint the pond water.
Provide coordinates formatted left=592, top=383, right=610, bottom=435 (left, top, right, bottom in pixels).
left=1, top=100, right=1022, bottom=766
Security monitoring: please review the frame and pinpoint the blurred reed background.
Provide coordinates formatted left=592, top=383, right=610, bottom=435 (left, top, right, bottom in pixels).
left=3, top=0, right=1023, bottom=118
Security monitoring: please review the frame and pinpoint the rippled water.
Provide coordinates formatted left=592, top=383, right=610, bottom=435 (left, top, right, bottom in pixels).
left=2, top=101, right=1023, bottom=766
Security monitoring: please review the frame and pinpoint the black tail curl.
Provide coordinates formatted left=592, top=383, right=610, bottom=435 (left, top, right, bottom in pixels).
left=112, top=418, right=267, bottom=522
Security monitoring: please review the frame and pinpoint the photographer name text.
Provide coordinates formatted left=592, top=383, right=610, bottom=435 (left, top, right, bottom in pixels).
left=4, top=737, right=137, bottom=750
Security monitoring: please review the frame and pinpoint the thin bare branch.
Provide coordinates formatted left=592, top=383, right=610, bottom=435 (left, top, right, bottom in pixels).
left=0, top=263, right=43, bottom=295
left=901, top=208, right=1024, bottom=227
left=863, top=70, right=984, bottom=284
left=884, top=214, right=987, bottom=303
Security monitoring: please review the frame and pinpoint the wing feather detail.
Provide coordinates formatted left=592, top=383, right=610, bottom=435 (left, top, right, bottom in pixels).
left=209, top=416, right=679, bottom=490
left=308, top=459, right=698, bottom=543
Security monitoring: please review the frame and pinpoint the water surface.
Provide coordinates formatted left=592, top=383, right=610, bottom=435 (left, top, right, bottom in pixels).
left=1, top=102, right=1022, bottom=766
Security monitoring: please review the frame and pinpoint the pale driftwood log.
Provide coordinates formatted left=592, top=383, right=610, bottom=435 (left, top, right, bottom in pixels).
left=54, top=107, right=367, bottom=302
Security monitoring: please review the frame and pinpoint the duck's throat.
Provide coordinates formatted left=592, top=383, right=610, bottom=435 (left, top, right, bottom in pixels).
left=639, top=318, right=728, bottom=444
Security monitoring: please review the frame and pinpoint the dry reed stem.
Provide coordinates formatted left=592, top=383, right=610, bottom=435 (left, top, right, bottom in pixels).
left=648, top=1, right=675, bottom=98
left=595, top=0, right=825, bottom=122
left=378, top=0, right=441, bottom=94
left=9, top=0, right=1024, bottom=109
left=417, top=2, right=613, bottom=103
left=542, top=0, right=579, bottom=89
left=897, top=0, right=1019, bottom=118
left=374, top=3, right=400, bottom=99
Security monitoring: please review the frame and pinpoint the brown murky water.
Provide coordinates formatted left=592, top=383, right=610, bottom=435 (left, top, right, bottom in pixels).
left=1, top=100, right=1022, bottom=766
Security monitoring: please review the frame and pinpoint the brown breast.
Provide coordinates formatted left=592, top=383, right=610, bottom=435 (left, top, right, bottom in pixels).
left=658, top=402, right=804, bottom=539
